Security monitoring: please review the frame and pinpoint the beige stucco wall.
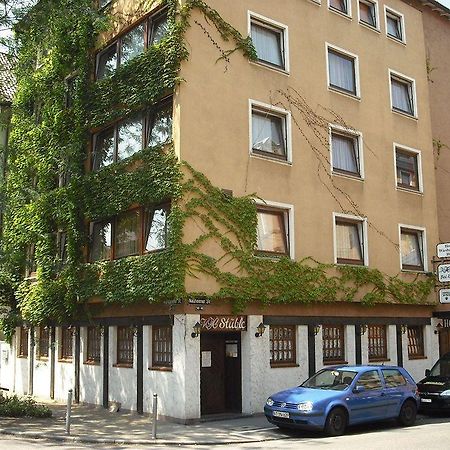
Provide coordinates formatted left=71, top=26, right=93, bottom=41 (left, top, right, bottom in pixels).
left=177, top=0, right=439, bottom=297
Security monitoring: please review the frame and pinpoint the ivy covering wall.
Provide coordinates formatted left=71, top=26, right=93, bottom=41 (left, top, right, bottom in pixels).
left=0, top=0, right=434, bottom=341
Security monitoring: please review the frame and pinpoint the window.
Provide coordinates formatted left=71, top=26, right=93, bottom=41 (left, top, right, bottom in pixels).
left=395, top=146, right=421, bottom=192
left=400, top=227, right=425, bottom=271
left=86, top=326, right=101, bottom=364
left=56, top=231, right=67, bottom=268
left=90, top=204, right=169, bottom=262
left=37, top=327, right=49, bottom=359
left=152, top=326, right=173, bottom=368
left=92, top=98, right=172, bottom=171
left=18, top=327, right=28, bottom=358
left=117, top=326, right=134, bottom=366
left=368, top=325, right=387, bottom=361
left=356, top=370, right=382, bottom=390
left=327, top=46, right=359, bottom=97
left=25, top=244, right=36, bottom=278
left=270, top=325, right=296, bottom=366
left=96, top=9, right=168, bottom=79
left=382, top=368, right=407, bottom=387
left=251, top=103, right=289, bottom=161
left=256, top=207, right=290, bottom=257
left=334, top=215, right=367, bottom=266
left=60, top=327, right=73, bottom=361
left=249, top=14, right=287, bottom=71
left=385, top=7, right=404, bottom=42
left=390, top=72, right=416, bottom=117
left=329, top=0, right=350, bottom=16
left=330, top=128, right=362, bottom=177
left=323, top=325, right=345, bottom=363
left=408, top=326, right=425, bottom=359
left=359, top=0, right=378, bottom=29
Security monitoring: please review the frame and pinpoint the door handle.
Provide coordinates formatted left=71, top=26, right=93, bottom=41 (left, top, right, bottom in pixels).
left=380, top=392, right=386, bottom=396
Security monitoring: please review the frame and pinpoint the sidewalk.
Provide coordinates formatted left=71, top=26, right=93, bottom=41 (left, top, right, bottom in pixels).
left=0, top=402, right=288, bottom=446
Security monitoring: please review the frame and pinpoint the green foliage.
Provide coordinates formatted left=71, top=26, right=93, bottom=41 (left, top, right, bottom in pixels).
left=0, top=0, right=434, bottom=342
left=0, top=394, right=52, bottom=418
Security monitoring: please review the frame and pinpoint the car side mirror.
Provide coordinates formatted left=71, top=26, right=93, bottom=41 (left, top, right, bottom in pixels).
left=353, top=385, right=365, bottom=394
left=425, top=369, right=431, bottom=377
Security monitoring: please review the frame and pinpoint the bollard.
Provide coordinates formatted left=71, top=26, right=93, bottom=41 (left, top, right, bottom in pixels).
left=151, top=393, right=158, bottom=439
left=65, top=389, right=73, bottom=435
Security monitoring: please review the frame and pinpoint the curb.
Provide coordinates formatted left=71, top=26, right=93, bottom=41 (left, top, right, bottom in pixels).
left=0, top=427, right=290, bottom=446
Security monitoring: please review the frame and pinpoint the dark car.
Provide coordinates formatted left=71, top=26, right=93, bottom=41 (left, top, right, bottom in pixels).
left=417, top=352, right=450, bottom=412
left=264, top=365, right=419, bottom=436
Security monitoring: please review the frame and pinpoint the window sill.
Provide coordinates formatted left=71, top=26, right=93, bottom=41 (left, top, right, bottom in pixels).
left=17, top=355, right=29, bottom=359
left=392, top=108, right=418, bottom=121
left=332, top=171, right=364, bottom=182
left=270, top=363, right=299, bottom=368
left=250, top=153, right=292, bottom=166
left=408, top=355, right=427, bottom=360
left=58, top=359, right=73, bottom=363
left=401, top=268, right=426, bottom=274
left=328, top=7, right=352, bottom=21
left=368, top=358, right=390, bottom=362
left=249, top=60, right=290, bottom=77
left=255, top=252, right=291, bottom=261
left=386, top=34, right=406, bottom=46
left=113, top=363, right=133, bottom=368
left=396, top=186, right=423, bottom=196
left=328, top=87, right=361, bottom=102
left=323, top=360, right=348, bottom=365
left=84, top=360, right=101, bottom=366
left=148, top=366, right=173, bottom=372
left=308, top=0, right=321, bottom=6
left=36, top=357, right=49, bottom=361
left=336, top=260, right=366, bottom=267
left=359, top=21, right=380, bottom=34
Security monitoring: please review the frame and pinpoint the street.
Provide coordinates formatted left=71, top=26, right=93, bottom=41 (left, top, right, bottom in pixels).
left=0, top=413, right=448, bottom=450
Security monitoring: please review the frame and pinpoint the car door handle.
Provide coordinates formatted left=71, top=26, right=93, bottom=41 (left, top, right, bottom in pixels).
left=380, top=392, right=386, bottom=396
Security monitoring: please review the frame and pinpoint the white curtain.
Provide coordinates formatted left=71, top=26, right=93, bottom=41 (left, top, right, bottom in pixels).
left=332, top=133, right=358, bottom=174
left=251, top=23, right=283, bottom=67
left=257, top=210, right=287, bottom=254
left=329, top=51, right=355, bottom=93
left=145, top=208, right=167, bottom=251
left=401, top=232, right=423, bottom=267
left=252, top=112, right=285, bottom=155
left=391, top=79, right=412, bottom=113
left=336, top=222, right=362, bottom=261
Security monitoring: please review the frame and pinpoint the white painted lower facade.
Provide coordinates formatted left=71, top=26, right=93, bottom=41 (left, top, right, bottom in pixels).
left=1, top=314, right=443, bottom=422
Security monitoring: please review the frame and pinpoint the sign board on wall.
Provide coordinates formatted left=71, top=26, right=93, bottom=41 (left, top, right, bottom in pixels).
left=200, top=315, right=247, bottom=332
left=437, top=243, right=450, bottom=259
left=439, top=289, right=450, bottom=304
left=438, top=264, right=450, bottom=283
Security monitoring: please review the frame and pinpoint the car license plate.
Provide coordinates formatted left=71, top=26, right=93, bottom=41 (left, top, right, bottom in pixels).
left=421, top=398, right=432, bottom=403
left=273, top=411, right=290, bottom=418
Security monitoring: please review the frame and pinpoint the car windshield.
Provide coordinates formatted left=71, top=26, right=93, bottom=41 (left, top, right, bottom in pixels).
left=301, top=369, right=357, bottom=390
left=430, top=356, right=450, bottom=377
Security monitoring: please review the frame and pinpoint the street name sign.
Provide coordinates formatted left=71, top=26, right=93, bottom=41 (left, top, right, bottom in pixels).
left=439, top=289, right=450, bottom=304
left=437, top=242, right=450, bottom=259
left=438, top=264, right=450, bottom=283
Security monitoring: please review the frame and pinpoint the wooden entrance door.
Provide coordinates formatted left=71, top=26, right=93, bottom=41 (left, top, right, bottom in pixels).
left=439, top=328, right=450, bottom=356
left=200, top=332, right=241, bottom=415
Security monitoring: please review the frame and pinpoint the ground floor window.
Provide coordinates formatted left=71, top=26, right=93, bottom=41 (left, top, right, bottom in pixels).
left=368, top=325, right=387, bottom=361
left=37, top=327, right=49, bottom=359
left=151, top=325, right=173, bottom=369
left=116, top=326, right=134, bottom=367
left=269, top=325, right=296, bottom=367
left=59, top=327, right=73, bottom=361
left=18, top=327, right=28, bottom=357
left=86, top=326, right=101, bottom=364
left=407, top=325, right=425, bottom=359
left=323, top=324, right=345, bottom=363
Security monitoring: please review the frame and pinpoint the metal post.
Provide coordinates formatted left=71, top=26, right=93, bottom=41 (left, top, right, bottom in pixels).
left=65, top=389, right=73, bottom=435
left=151, top=393, right=158, bottom=439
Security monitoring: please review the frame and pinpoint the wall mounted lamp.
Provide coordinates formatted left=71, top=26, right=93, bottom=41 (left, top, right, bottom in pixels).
left=401, top=325, right=408, bottom=335
left=358, top=324, right=368, bottom=336
left=191, top=321, right=201, bottom=338
left=434, top=322, right=443, bottom=335
left=313, top=324, right=321, bottom=336
left=255, top=322, right=266, bottom=338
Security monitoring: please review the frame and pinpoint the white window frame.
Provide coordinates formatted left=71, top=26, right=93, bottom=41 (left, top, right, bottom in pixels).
left=398, top=224, right=428, bottom=272
left=328, top=0, right=352, bottom=18
left=248, top=11, right=290, bottom=74
left=393, top=143, right=423, bottom=194
left=388, top=69, right=418, bottom=119
left=357, top=0, right=380, bottom=31
left=384, top=6, right=406, bottom=44
left=249, top=99, right=292, bottom=164
left=255, top=199, right=295, bottom=260
left=326, top=43, right=361, bottom=99
left=329, top=124, right=365, bottom=179
left=333, top=212, right=369, bottom=266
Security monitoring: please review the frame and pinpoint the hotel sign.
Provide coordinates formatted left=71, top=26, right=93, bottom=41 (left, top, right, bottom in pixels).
left=438, top=264, right=450, bottom=283
left=200, top=315, right=247, bottom=332
left=437, top=243, right=450, bottom=259
left=439, top=289, right=450, bottom=304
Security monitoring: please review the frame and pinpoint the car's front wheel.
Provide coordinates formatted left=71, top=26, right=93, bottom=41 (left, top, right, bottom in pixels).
left=398, top=400, right=417, bottom=426
left=324, top=407, right=348, bottom=436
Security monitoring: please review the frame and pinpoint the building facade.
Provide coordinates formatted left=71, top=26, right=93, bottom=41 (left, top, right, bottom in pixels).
left=1, top=0, right=447, bottom=422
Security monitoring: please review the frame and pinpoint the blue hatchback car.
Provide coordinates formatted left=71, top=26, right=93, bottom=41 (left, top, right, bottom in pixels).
left=264, top=365, right=419, bottom=436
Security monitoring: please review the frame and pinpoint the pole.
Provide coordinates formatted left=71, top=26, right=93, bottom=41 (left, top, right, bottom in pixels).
left=151, top=393, right=158, bottom=439
left=65, top=389, right=73, bottom=435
